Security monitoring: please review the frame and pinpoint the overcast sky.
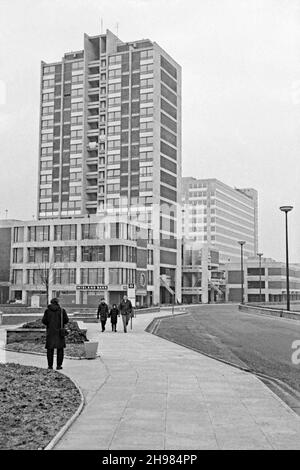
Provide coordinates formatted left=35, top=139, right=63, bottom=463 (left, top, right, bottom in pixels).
left=0, top=0, right=299, bottom=262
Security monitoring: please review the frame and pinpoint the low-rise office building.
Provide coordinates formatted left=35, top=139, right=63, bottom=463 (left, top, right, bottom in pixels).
left=9, top=215, right=154, bottom=307
left=225, top=256, right=300, bottom=303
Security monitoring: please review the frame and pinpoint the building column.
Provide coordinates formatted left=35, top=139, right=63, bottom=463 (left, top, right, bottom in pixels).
left=175, top=201, right=182, bottom=303
left=265, top=291, right=269, bottom=302
left=22, top=289, right=28, bottom=305
left=75, top=268, right=81, bottom=304
left=175, top=240, right=182, bottom=304
left=201, top=246, right=209, bottom=304
left=210, top=287, right=215, bottom=303
left=104, top=260, right=109, bottom=304
left=22, top=226, right=29, bottom=304
left=22, top=248, right=28, bottom=305
left=48, top=243, right=54, bottom=302
left=75, top=223, right=82, bottom=304
left=153, top=245, right=160, bottom=305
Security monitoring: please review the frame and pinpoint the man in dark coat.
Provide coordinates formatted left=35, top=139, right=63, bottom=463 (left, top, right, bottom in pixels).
left=42, top=298, right=69, bottom=370
left=97, top=297, right=109, bottom=332
left=119, top=295, right=133, bottom=333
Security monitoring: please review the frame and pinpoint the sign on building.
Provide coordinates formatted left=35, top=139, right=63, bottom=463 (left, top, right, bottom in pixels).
left=76, top=285, right=108, bottom=291
left=127, top=284, right=136, bottom=307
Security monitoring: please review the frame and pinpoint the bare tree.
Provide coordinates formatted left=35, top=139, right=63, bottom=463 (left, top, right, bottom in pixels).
left=35, top=249, right=54, bottom=305
left=39, top=262, right=51, bottom=305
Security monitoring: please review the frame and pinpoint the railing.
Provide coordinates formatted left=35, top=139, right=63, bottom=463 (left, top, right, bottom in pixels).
left=182, top=287, right=202, bottom=293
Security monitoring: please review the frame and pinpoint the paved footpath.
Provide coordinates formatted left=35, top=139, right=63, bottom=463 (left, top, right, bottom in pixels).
left=1, top=311, right=300, bottom=450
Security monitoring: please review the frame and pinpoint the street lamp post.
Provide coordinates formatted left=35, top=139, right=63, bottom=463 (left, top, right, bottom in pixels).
left=257, top=252, right=263, bottom=303
left=238, top=241, right=246, bottom=304
left=279, top=206, right=293, bottom=311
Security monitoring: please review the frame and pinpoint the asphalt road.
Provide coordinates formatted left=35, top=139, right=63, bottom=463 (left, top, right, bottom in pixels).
left=156, top=304, right=300, bottom=394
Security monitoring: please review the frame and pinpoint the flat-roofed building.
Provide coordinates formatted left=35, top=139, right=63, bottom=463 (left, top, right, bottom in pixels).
left=37, top=29, right=182, bottom=304
left=225, top=256, right=300, bottom=303
left=182, top=241, right=225, bottom=304
left=182, top=177, right=258, bottom=264
left=9, top=215, right=153, bottom=307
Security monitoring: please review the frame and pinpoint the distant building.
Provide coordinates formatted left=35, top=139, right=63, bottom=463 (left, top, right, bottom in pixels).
left=182, top=177, right=258, bottom=264
left=225, top=256, right=300, bottom=303
left=182, top=241, right=225, bottom=304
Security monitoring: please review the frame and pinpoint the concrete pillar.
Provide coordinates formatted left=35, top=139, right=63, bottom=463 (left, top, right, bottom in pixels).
left=48, top=244, right=54, bottom=303
left=265, top=291, right=269, bottom=302
left=210, top=288, right=215, bottom=303
left=175, top=202, right=182, bottom=304
left=104, top=264, right=109, bottom=304
left=75, top=285, right=81, bottom=304
left=75, top=262, right=81, bottom=304
left=201, top=245, right=209, bottom=304
left=75, top=222, right=81, bottom=304
left=22, top=289, right=28, bottom=305
left=152, top=202, right=160, bottom=305
left=22, top=227, right=29, bottom=304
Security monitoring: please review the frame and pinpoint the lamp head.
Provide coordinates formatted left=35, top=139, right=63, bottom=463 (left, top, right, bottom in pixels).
left=257, top=252, right=263, bottom=257
left=238, top=241, right=246, bottom=246
left=279, top=205, right=293, bottom=213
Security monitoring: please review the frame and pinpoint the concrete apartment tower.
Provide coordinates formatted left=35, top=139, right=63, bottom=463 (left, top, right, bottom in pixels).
left=38, top=30, right=182, bottom=304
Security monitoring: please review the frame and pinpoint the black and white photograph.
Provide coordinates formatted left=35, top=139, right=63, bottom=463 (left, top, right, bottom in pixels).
left=0, top=0, right=300, bottom=456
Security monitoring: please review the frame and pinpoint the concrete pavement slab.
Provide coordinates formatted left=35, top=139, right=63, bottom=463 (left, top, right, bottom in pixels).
left=110, top=431, right=165, bottom=450
left=165, top=433, right=219, bottom=450
left=1, top=310, right=300, bottom=450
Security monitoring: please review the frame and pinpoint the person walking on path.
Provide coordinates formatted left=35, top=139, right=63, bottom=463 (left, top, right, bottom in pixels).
left=97, top=297, right=109, bottom=332
left=42, top=298, right=69, bottom=370
left=108, top=304, right=120, bottom=332
left=119, top=295, right=133, bottom=333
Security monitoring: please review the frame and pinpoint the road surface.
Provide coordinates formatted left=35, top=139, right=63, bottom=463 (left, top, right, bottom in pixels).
left=156, top=305, right=300, bottom=394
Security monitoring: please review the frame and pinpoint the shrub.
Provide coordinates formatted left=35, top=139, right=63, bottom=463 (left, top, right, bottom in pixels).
left=22, top=319, right=88, bottom=344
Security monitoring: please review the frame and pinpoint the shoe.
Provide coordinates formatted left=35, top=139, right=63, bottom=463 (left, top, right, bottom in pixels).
left=48, top=366, right=53, bottom=370
left=56, top=366, right=63, bottom=370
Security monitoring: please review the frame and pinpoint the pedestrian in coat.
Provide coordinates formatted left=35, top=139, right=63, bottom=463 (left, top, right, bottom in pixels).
left=119, top=295, right=133, bottom=333
left=97, top=297, right=109, bottom=332
left=42, top=298, right=69, bottom=370
left=108, top=304, right=120, bottom=332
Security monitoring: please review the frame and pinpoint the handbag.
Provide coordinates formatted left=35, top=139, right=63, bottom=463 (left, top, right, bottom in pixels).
left=59, top=308, right=68, bottom=338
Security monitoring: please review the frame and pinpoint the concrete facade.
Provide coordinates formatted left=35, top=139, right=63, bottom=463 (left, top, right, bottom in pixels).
left=182, top=242, right=225, bottom=304
left=9, top=215, right=154, bottom=307
left=37, top=29, right=182, bottom=304
left=226, top=256, right=300, bottom=303
left=182, top=177, right=258, bottom=264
